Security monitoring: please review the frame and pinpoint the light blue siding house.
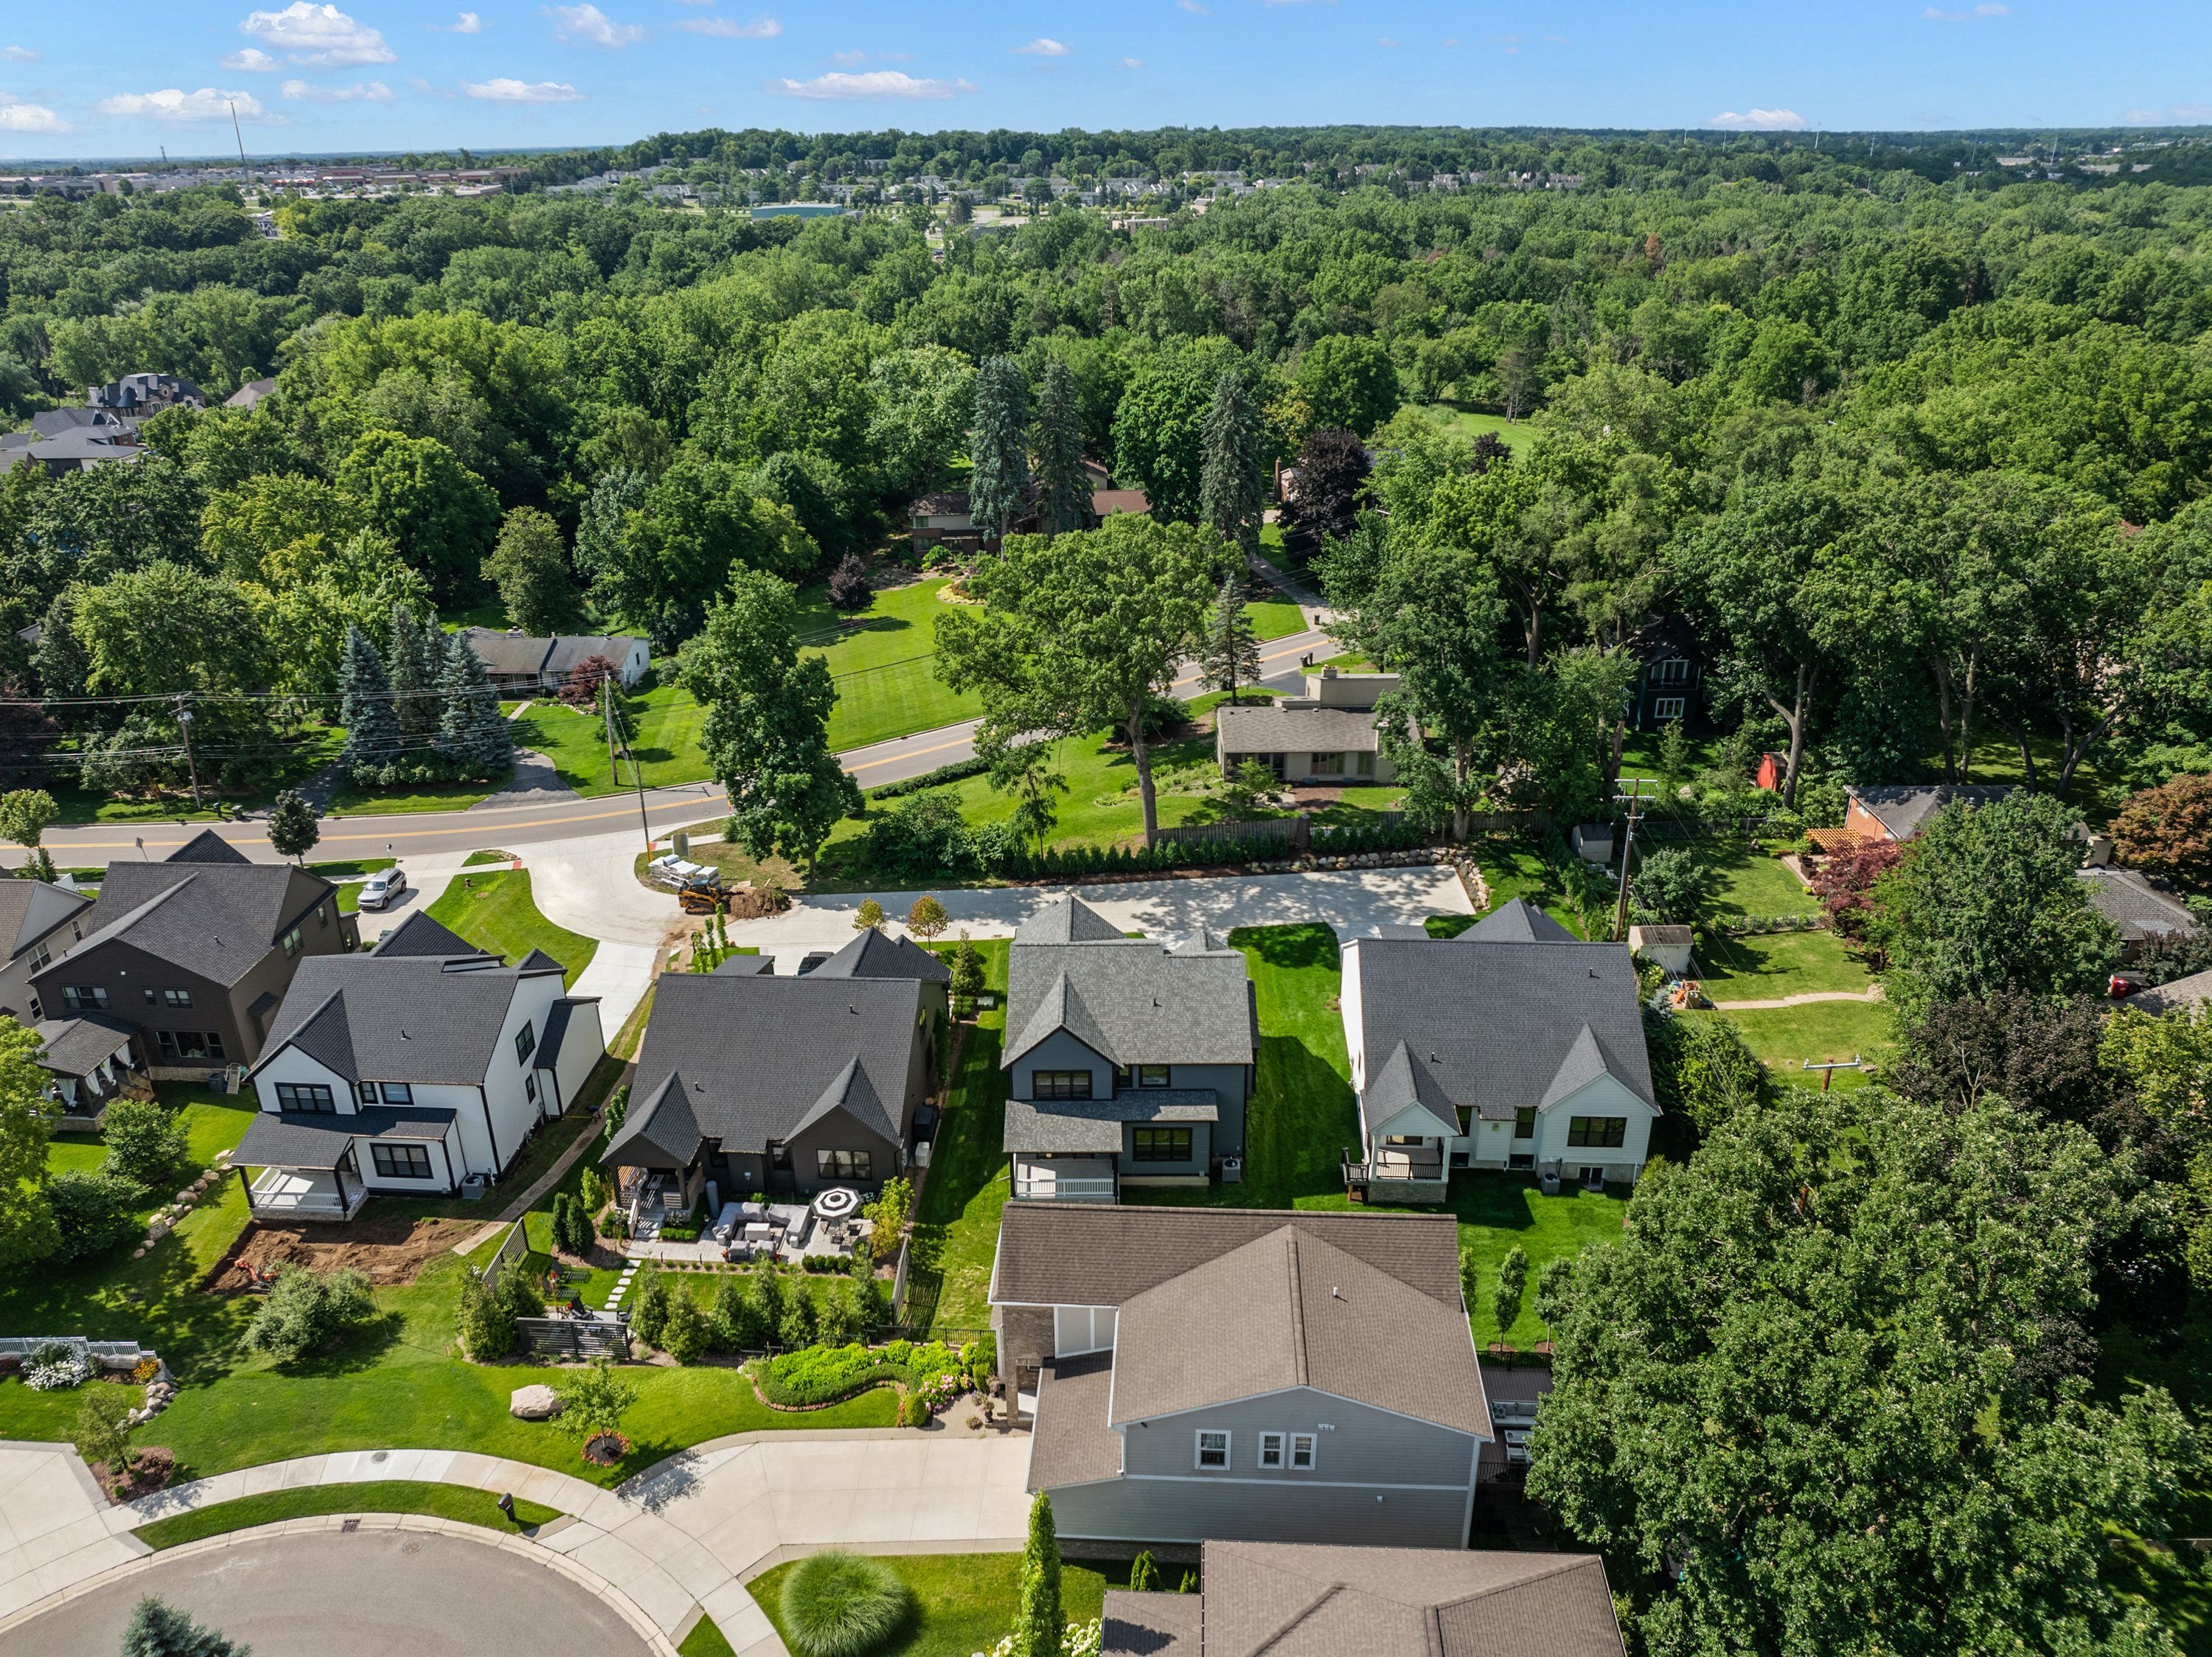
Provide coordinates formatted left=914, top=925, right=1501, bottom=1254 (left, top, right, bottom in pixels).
left=1001, top=896, right=1255, bottom=1202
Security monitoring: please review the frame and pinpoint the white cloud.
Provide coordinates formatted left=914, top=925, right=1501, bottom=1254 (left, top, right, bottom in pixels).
left=1014, top=38, right=1068, bottom=56
left=1178, top=0, right=1208, bottom=11
left=549, top=4, right=643, bottom=47
left=241, top=4, right=395, bottom=66
left=222, top=48, right=280, bottom=71
left=1707, top=107, right=1808, bottom=131
left=2124, top=103, right=2212, bottom=125
left=97, top=87, right=274, bottom=122
left=0, top=46, right=38, bottom=64
left=465, top=76, right=585, bottom=101
left=771, top=69, right=973, bottom=100
left=431, top=10, right=483, bottom=30
left=678, top=14, right=779, bottom=37
left=0, top=104, right=65, bottom=132
left=1119, top=56, right=1143, bottom=68
left=282, top=77, right=393, bottom=102
left=831, top=49, right=866, bottom=65
left=1377, top=35, right=1399, bottom=46
left=1922, top=2, right=2008, bottom=15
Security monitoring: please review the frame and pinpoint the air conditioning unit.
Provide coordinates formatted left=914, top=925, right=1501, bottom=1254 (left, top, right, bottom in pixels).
left=1220, top=1156, right=1243, bottom=1184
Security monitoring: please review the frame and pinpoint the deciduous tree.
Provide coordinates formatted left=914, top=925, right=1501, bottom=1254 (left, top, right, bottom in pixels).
left=482, top=506, right=582, bottom=637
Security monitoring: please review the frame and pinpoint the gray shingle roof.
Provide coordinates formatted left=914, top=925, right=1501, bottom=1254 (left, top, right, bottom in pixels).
left=369, top=912, right=485, bottom=959
left=2078, top=867, right=2199, bottom=942
left=55, top=860, right=335, bottom=987
left=1002, top=1091, right=1220, bottom=1153
left=249, top=954, right=558, bottom=1086
left=455, top=628, right=552, bottom=678
left=808, top=928, right=952, bottom=982
left=605, top=1070, right=707, bottom=1170
left=167, top=830, right=250, bottom=865
left=602, top=972, right=928, bottom=1168
left=992, top=1204, right=1464, bottom=1313
left=711, top=952, right=776, bottom=976
left=1186, top=1541, right=1624, bottom=1657
left=1460, top=897, right=1576, bottom=944
left=1851, top=784, right=2014, bottom=840
left=1030, top=1351, right=1123, bottom=1488
left=1214, top=701, right=1391, bottom=755
left=542, top=635, right=646, bottom=677
left=1346, top=937, right=1654, bottom=1127
left=234, top=1104, right=458, bottom=1168
left=1107, top=1224, right=1489, bottom=1437
left=2129, top=968, right=2212, bottom=1017
left=1005, top=899, right=1253, bottom=1070
left=33, top=1013, right=136, bottom=1077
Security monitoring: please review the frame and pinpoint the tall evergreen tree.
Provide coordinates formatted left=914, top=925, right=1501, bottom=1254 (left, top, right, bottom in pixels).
left=1012, top=1491, right=1063, bottom=1657
left=970, top=355, right=1032, bottom=544
left=337, top=623, right=399, bottom=777
left=1199, top=576, right=1263, bottom=704
left=436, top=636, right=513, bottom=779
left=1200, top=367, right=1268, bottom=557
left=386, top=605, right=437, bottom=743
left=1032, top=358, right=1090, bottom=537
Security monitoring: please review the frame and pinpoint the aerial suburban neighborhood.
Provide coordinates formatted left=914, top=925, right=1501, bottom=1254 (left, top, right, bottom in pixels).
left=1, top=9, right=2211, bottom=1657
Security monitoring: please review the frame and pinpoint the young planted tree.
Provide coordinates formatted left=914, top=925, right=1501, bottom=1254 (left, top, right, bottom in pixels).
left=936, top=515, right=1215, bottom=849
left=1200, top=367, right=1268, bottom=556
left=1032, top=356, right=1091, bottom=537
left=906, top=894, right=949, bottom=940
left=1012, top=1491, right=1064, bottom=1657
left=483, top=505, right=582, bottom=637
left=854, top=898, right=886, bottom=933
left=1492, top=1245, right=1529, bottom=1338
left=267, top=788, right=321, bottom=864
left=691, top=570, right=861, bottom=877
left=970, top=355, right=1032, bottom=543
left=826, top=553, right=873, bottom=612
left=556, top=1358, right=639, bottom=1445
left=1199, top=576, right=1262, bottom=704
left=76, top=1380, right=138, bottom=1490
left=950, top=933, right=986, bottom=1010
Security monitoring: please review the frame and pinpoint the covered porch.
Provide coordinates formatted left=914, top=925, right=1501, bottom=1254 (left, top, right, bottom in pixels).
left=244, top=1158, right=369, bottom=1222
left=1344, top=1135, right=1450, bottom=1206
left=1012, top=1154, right=1119, bottom=1203
left=232, top=1105, right=456, bottom=1222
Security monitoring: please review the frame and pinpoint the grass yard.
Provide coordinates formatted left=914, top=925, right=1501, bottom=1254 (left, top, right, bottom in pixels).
left=796, top=578, right=984, bottom=752
left=1694, top=929, right=1878, bottom=1001
left=327, top=777, right=505, bottom=816
left=1242, top=597, right=1309, bottom=640
left=424, top=869, right=597, bottom=987
left=906, top=940, right=1012, bottom=1336
left=745, top=1552, right=1118, bottom=1657
left=1695, top=1001, right=1893, bottom=1091
left=133, top=1481, right=562, bottom=1550
left=1702, top=843, right=1818, bottom=918
left=514, top=683, right=712, bottom=796
left=1462, top=837, right=1585, bottom=937
left=680, top=1617, right=740, bottom=1657
left=1416, top=403, right=1530, bottom=454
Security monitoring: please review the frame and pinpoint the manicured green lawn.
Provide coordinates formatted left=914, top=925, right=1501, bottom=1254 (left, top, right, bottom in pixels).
left=513, top=682, right=713, bottom=796
left=908, top=941, right=1012, bottom=1336
left=1462, top=837, right=1585, bottom=936
left=1694, top=1001, right=1893, bottom=1090
left=679, top=1616, right=740, bottom=1657
left=1703, top=843, right=1818, bottom=917
left=1416, top=403, right=1529, bottom=453
left=746, top=1552, right=1116, bottom=1657
left=0, top=1378, right=145, bottom=1440
left=1694, top=929, right=1877, bottom=1000
left=133, top=1481, right=562, bottom=1550
left=1242, top=598, right=1308, bottom=641
left=327, top=777, right=504, bottom=815
left=46, top=1086, right=258, bottom=1203
left=796, top=578, right=985, bottom=752
left=425, top=869, right=597, bottom=987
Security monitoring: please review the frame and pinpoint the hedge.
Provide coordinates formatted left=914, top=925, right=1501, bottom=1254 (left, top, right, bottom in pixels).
left=863, top=755, right=992, bottom=805
left=754, top=1338, right=981, bottom=1407
left=997, top=816, right=1433, bottom=882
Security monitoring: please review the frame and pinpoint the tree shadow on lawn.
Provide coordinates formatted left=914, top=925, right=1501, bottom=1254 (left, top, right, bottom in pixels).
left=1231, top=921, right=1338, bottom=972
left=274, top=1311, right=406, bottom=1380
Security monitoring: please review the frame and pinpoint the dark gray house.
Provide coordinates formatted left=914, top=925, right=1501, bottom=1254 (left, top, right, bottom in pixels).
left=600, top=927, right=948, bottom=1209
left=1001, top=897, right=1255, bottom=1203
left=1103, top=1540, right=1625, bottom=1657
left=993, top=1205, right=1489, bottom=1549
left=27, top=833, right=355, bottom=1077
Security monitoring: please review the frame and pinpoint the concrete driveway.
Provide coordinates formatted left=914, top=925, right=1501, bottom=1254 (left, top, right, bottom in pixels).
left=728, top=864, right=1474, bottom=972
left=11, top=1529, right=655, bottom=1657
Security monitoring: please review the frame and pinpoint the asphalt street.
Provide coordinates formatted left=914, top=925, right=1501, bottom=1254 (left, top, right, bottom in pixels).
left=24, top=625, right=1337, bottom=869
left=12, top=1529, right=654, bottom=1657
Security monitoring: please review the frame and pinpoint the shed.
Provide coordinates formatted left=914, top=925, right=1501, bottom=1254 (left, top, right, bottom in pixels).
left=1626, top=924, right=1694, bottom=975
left=1571, top=823, right=1615, bottom=865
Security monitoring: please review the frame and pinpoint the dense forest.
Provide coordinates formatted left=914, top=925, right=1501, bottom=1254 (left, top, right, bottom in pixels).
left=0, top=122, right=2210, bottom=818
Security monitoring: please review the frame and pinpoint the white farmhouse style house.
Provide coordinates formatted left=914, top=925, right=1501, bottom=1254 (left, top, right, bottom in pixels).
left=232, top=914, right=604, bottom=1220
left=1338, top=900, right=1659, bottom=1202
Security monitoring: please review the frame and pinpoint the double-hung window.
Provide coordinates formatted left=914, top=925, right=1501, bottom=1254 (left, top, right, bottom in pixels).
left=1194, top=1430, right=1230, bottom=1470
left=514, top=1022, right=536, bottom=1065
left=1032, top=1070, right=1092, bottom=1101
left=1289, top=1432, right=1317, bottom=1470
left=1568, top=1115, right=1627, bottom=1149
left=1257, top=1431, right=1285, bottom=1469
left=370, top=1143, right=432, bottom=1179
left=276, top=1083, right=335, bottom=1113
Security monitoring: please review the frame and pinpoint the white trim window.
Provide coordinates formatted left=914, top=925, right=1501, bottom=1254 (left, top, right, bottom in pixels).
left=1289, top=1432, right=1317, bottom=1470
left=1653, top=695, right=1686, bottom=720
left=1257, top=1431, right=1285, bottom=1469
left=1194, top=1430, right=1230, bottom=1470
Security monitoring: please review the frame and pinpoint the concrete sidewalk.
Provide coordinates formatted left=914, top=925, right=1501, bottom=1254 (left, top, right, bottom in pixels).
left=0, top=1428, right=1034, bottom=1657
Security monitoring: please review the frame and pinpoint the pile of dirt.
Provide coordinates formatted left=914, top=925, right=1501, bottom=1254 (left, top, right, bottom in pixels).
left=208, top=1215, right=486, bottom=1293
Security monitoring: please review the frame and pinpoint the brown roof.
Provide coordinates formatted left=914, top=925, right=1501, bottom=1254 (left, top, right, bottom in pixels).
left=1192, top=1540, right=1624, bottom=1657
left=2129, top=968, right=2212, bottom=1016
left=1102, top=1591, right=1202, bottom=1657
left=1093, top=489, right=1150, bottom=517
left=991, top=1205, right=1464, bottom=1311
left=1029, top=1351, right=1122, bottom=1490
left=1107, top=1224, right=1489, bottom=1437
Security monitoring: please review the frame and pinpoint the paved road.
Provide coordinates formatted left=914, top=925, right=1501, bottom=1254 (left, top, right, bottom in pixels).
left=11, top=1529, right=655, bottom=1657
left=24, top=628, right=1337, bottom=869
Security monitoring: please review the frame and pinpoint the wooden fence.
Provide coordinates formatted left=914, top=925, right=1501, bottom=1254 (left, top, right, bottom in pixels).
left=515, top=1316, right=630, bottom=1360
left=478, top=1217, right=532, bottom=1291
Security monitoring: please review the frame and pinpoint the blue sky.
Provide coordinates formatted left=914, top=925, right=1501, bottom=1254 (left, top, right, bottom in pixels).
left=1, top=1, right=2208, bottom=161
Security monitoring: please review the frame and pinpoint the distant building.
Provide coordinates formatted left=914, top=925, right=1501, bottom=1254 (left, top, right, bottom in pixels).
left=88, top=372, right=204, bottom=422
left=225, top=378, right=277, bottom=411
left=456, top=629, right=650, bottom=697
left=750, top=203, right=852, bottom=219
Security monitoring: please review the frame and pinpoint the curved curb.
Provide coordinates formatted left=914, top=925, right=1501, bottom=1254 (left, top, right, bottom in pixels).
left=0, top=1512, right=681, bottom=1656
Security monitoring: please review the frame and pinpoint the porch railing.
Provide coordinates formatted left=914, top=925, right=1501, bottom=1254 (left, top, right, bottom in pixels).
left=248, top=1168, right=364, bottom=1217
left=1012, top=1173, right=1117, bottom=1202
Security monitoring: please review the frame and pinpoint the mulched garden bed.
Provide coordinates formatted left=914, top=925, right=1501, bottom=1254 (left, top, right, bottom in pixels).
left=95, top=1446, right=176, bottom=1503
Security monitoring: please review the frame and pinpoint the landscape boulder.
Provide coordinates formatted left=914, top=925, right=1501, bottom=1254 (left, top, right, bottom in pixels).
left=509, top=1384, right=563, bottom=1420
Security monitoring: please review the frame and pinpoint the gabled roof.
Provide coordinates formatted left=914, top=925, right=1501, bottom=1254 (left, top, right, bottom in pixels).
left=0, top=880, right=90, bottom=962
left=1363, top=1041, right=1461, bottom=1139
left=51, top=858, right=336, bottom=988
left=32, top=1012, right=136, bottom=1077
left=1160, top=1540, right=1625, bottom=1657
left=369, top=912, right=485, bottom=959
left=1346, top=935, right=1654, bottom=1124
left=1108, top=1224, right=1489, bottom=1437
left=808, top=928, right=952, bottom=983
left=248, top=953, right=556, bottom=1086
left=1214, top=702, right=1392, bottom=755
left=2131, top=968, right=2212, bottom=1017
left=711, top=952, right=776, bottom=976
left=992, top=1203, right=1465, bottom=1313
left=1004, top=898, right=1253, bottom=1070
left=167, top=829, right=251, bottom=864
left=601, top=971, right=931, bottom=1169
left=1850, top=783, right=2014, bottom=841
left=2078, top=867, right=2199, bottom=943
left=604, top=1070, right=707, bottom=1170
left=1458, top=897, right=1576, bottom=944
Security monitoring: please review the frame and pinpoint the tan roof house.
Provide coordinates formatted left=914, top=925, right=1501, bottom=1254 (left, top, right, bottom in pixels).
left=1214, top=667, right=1403, bottom=785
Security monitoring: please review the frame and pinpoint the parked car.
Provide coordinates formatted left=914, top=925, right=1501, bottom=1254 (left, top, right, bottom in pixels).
left=357, top=867, right=408, bottom=909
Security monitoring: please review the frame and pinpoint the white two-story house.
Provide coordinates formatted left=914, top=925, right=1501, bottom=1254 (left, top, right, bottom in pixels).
left=231, top=915, right=604, bottom=1220
left=1339, top=900, right=1659, bottom=1202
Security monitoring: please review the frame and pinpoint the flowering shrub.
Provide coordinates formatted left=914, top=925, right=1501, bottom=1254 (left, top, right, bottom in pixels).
left=24, top=1341, right=94, bottom=1390
left=759, top=1338, right=973, bottom=1408
left=131, top=1356, right=161, bottom=1385
left=970, top=1621, right=1102, bottom=1657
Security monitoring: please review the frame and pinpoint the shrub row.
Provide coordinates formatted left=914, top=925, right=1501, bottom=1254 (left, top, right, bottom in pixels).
left=998, top=816, right=1433, bottom=882
left=754, top=1338, right=987, bottom=1407
left=863, top=755, right=992, bottom=803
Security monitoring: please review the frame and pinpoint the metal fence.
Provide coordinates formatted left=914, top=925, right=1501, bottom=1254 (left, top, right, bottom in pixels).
left=515, top=1316, right=630, bottom=1360
left=479, top=1218, right=532, bottom=1291
left=0, top=1335, right=159, bottom=1372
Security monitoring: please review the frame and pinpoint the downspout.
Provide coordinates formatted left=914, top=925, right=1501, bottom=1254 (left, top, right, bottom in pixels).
left=476, top=1084, right=501, bottom=1175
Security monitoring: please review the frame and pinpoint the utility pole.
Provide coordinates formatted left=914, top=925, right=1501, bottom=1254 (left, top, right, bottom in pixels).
left=599, top=672, right=623, bottom=788
left=604, top=673, right=653, bottom=859
left=175, top=696, right=202, bottom=810
left=229, top=102, right=248, bottom=189
left=1610, top=779, right=1652, bottom=944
